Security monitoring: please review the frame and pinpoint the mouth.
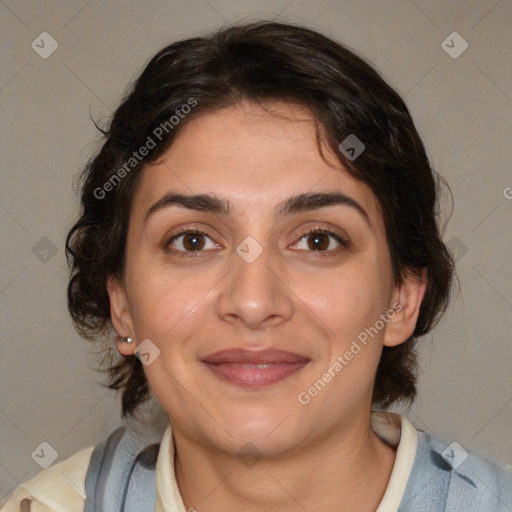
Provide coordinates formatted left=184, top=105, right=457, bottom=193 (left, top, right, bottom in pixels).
left=200, top=348, right=310, bottom=388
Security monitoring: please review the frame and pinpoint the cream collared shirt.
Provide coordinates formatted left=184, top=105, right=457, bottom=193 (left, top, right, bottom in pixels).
left=1, top=411, right=418, bottom=512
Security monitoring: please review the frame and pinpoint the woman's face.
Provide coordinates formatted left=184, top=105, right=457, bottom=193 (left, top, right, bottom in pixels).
left=108, top=100, right=424, bottom=456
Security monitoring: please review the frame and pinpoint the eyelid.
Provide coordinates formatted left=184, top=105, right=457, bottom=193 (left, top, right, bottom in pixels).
left=163, top=225, right=221, bottom=255
left=290, top=224, right=349, bottom=252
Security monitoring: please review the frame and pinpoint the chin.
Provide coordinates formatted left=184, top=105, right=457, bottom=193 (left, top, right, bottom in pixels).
left=222, top=429, right=301, bottom=460
left=215, top=408, right=305, bottom=454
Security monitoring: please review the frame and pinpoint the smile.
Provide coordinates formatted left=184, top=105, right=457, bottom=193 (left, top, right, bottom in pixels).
left=202, top=361, right=309, bottom=387
left=201, top=348, right=310, bottom=388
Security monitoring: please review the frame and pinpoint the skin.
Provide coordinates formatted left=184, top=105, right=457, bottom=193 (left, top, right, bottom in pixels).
left=107, top=100, right=427, bottom=512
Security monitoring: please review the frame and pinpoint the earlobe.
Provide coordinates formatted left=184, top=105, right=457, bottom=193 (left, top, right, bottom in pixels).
left=383, top=268, right=427, bottom=348
left=106, top=275, right=136, bottom=356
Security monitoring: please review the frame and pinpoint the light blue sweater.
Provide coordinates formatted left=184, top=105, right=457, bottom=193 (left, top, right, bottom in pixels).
left=399, top=429, right=512, bottom=510
left=84, top=425, right=512, bottom=511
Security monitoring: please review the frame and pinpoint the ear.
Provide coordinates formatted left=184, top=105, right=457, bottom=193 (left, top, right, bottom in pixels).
left=106, top=275, right=136, bottom=356
left=383, top=268, right=427, bottom=347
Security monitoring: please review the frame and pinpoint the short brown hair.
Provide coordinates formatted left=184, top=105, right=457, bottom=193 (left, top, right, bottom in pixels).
left=66, top=20, right=456, bottom=417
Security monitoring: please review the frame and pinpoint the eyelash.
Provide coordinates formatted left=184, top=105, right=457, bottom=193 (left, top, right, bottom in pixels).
left=164, top=225, right=349, bottom=258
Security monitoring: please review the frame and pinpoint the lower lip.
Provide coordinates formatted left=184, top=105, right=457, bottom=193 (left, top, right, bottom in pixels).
left=202, top=361, right=309, bottom=387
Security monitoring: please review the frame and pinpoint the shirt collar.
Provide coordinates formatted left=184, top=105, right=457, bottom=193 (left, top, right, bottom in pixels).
left=155, top=411, right=418, bottom=512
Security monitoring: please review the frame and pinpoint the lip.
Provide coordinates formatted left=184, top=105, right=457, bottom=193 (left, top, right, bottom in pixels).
left=201, top=348, right=310, bottom=388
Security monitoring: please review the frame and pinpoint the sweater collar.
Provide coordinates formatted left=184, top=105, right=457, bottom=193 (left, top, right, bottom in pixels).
left=155, top=411, right=418, bottom=512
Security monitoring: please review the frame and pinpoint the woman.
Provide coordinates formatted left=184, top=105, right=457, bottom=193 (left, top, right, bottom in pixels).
left=3, top=20, right=511, bottom=512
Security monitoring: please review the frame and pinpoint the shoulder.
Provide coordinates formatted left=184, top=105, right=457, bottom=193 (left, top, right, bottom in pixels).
left=1, top=446, right=93, bottom=512
left=404, top=429, right=512, bottom=511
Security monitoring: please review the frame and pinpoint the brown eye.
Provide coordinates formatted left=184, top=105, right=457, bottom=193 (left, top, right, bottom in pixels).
left=305, top=232, right=330, bottom=250
left=181, top=233, right=206, bottom=251
left=165, top=230, right=220, bottom=256
left=292, top=227, right=349, bottom=253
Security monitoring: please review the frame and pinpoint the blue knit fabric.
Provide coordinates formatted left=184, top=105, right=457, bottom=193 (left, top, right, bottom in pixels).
left=399, top=430, right=512, bottom=511
left=85, top=425, right=512, bottom=511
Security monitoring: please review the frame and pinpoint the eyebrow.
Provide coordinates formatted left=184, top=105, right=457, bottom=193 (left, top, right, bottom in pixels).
left=144, top=191, right=372, bottom=229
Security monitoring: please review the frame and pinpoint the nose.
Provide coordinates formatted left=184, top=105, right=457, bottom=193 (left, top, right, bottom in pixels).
left=216, top=238, right=294, bottom=331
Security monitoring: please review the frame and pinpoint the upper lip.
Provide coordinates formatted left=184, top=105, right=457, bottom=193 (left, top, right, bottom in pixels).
left=201, top=348, right=310, bottom=364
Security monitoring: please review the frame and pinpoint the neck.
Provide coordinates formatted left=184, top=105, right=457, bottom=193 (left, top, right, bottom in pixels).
left=173, top=413, right=397, bottom=512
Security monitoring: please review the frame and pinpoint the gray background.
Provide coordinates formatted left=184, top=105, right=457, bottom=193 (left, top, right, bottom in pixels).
left=1, top=0, right=511, bottom=503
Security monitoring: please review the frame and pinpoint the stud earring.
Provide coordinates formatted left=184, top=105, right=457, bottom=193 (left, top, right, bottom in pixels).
left=121, top=336, right=134, bottom=343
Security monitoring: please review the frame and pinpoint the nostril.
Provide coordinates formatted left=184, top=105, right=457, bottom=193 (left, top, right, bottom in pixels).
left=20, top=498, right=33, bottom=512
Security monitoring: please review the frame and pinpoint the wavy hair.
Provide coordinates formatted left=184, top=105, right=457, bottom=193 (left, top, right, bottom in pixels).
left=66, top=21, right=456, bottom=417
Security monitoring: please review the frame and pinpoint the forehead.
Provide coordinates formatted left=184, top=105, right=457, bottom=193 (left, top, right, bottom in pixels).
left=131, top=101, right=384, bottom=229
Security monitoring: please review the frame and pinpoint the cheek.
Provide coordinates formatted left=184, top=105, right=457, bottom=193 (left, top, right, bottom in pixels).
left=127, top=260, right=213, bottom=342
left=300, top=263, right=386, bottom=339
